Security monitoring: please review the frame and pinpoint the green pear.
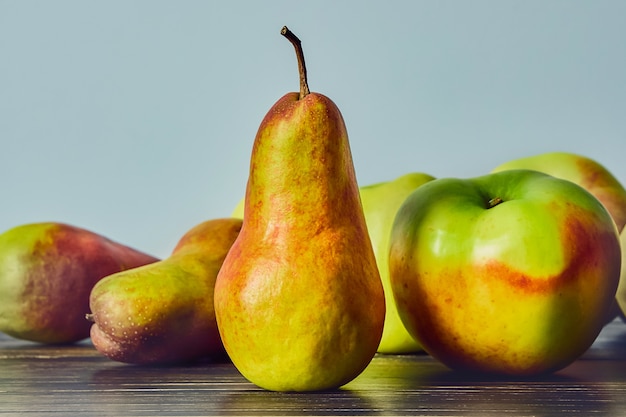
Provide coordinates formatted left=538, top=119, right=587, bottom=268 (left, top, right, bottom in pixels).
left=0, top=222, right=158, bottom=344
left=88, top=218, right=242, bottom=365
left=213, top=27, right=385, bottom=392
left=359, top=173, right=435, bottom=354
left=230, top=198, right=245, bottom=219
left=233, top=173, right=435, bottom=354
left=615, top=229, right=626, bottom=319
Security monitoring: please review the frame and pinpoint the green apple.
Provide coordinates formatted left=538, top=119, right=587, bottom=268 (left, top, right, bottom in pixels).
left=359, top=173, right=435, bottom=354
left=232, top=172, right=436, bottom=354
left=389, top=169, right=621, bottom=375
left=491, top=152, right=626, bottom=232
left=492, top=151, right=626, bottom=322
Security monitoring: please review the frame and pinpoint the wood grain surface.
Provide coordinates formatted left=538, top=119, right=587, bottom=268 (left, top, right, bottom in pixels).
left=3, top=319, right=626, bottom=416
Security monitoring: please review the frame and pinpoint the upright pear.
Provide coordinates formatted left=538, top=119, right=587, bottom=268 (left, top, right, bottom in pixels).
left=213, top=27, right=385, bottom=392
left=232, top=173, right=434, bottom=354
left=88, top=218, right=242, bottom=365
left=0, top=222, right=158, bottom=344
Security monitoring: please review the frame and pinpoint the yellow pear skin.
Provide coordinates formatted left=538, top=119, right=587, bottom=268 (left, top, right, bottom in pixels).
left=88, top=218, right=242, bottom=365
left=213, top=27, right=385, bottom=392
left=233, top=173, right=434, bottom=354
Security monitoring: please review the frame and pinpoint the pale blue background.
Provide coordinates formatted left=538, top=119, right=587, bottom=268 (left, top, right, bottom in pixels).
left=2, top=1, right=625, bottom=258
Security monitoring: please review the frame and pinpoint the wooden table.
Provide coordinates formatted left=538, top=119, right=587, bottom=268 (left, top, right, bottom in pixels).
left=3, top=319, right=626, bottom=416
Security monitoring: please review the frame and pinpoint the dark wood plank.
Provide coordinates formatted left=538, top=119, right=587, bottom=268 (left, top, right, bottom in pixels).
left=2, top=319, right=626, bottom=416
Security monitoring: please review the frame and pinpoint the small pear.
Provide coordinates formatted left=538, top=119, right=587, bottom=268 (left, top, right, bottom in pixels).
left=88, top=218, right=242, bottom=365
left=213, top=27, right=385, bottom=392
left=0, top=222, right=158, bottom=344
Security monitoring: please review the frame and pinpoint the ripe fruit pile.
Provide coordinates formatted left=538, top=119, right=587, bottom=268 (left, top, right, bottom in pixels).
left=1, top=27, right=624, bottom=392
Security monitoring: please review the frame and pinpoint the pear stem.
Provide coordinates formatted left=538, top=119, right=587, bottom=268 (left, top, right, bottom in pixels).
left=281, top=26, right=310, bottom=99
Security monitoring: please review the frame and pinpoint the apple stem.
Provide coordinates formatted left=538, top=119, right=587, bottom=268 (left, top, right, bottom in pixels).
left=488, top=197, right=503, bottom=208
left=281, top=26, right=310, bottom=99
left=85, top=313, right=95, bottom=323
